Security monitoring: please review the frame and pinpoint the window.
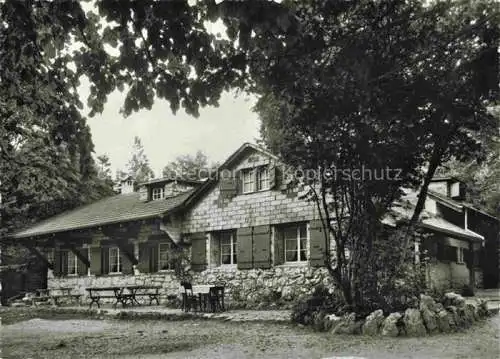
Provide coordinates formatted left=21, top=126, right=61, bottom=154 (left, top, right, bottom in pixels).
left=256, top=166, right=269, bottom=191
left=158, top=243, right=173, bottom=270
left=242, top=169, right=255, bottom=193
left=283, top=223, right=307, bottom=263
left=46, top=249, right=55, bottom=266
left=152, top=187, right=164, bottom=200
left=109, top=247, right=122, bottom=273
left=219, top=231, right=237, bottom=265
left=457, top=247, right=465, bottom=264
left=67, top=251, right=78, bottom=275
left=241, top=166, right=270, bottom=193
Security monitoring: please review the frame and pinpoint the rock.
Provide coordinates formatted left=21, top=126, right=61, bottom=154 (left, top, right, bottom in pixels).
left=381, top=312, right=402, bottom=337
left=281, top=286, right=294, bottom=301
left=325, top=314, right=342, bottom=330
left=444, top=292, right=466, bottom=307
left=420, top=307, right=438, bottom=333
left=362, top=309, right=385, bottom=336
left=403, top=308, right=427, bottom=336
left=420, top=294, right=438, bottom=312
left=331, top=312, right=362, bottom=335
left=436, top=310, right=451, bottom=333
left=446, top=306, right=459, bottom=330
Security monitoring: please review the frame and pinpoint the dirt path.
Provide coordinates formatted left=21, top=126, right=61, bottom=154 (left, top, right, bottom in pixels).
left=2, top=316, right=499, bottom=359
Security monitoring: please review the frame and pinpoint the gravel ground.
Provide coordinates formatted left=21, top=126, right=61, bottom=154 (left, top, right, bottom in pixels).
left=1, top=313, right=499, bottom=359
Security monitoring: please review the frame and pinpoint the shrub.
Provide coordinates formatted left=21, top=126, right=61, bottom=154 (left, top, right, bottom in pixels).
left=290, top=284, right=340, bottom=327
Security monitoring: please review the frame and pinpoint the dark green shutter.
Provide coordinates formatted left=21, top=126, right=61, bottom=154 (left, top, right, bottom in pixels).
left=237, top=227, right=253, bottom=269
left=219, top=176, right=238, bottom=199
left=274, top=227, right=285, bottom=265
left=77, top=248, right=88, bottom=276
left=149, top=244, right=159, bottom=272
left=101, top=247, right=110, bottom=275
left=90, top=247, right=102, bottom=275
left=309, top=220, right=327, bottom=267
left=268, top=164, right=277, bottom=189
left=138, top=243, right=150, bottom=273
left=121, top=244, right=134, bottom=275
left=53, top=249, right=63, bottom=276
left=190, top=232, right=207, bottom=271
left=253, top=225, right=271, bottom=269
left=61, top=250, right=69, bottom=276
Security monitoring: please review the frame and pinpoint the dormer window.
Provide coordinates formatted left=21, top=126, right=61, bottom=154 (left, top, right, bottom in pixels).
left=126, top=180, right=133, bottom=187
left=241, top=165, right=269, bottom=194
left=152, top=187, right=164, bottom=200
left=256, top=166, right=269, bottom=191
left=242, top=169, right=255, bottom=193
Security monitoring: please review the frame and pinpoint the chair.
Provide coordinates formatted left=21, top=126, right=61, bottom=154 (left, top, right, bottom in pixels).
left=180, top=282, right=200, bottom=312
left=208, top=285, right=225, bottom=312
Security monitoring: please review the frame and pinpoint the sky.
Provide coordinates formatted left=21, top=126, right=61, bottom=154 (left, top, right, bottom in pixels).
left=83, top=85, right=261, bottom=177
left=77, top=5, right=261, bottom=177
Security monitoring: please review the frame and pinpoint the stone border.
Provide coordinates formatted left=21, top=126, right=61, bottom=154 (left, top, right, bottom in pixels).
left=314, top=292, right=495, bottom=337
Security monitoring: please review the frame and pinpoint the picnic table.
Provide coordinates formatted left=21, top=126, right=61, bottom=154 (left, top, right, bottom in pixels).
left=86, top=285, right=161, bottom=309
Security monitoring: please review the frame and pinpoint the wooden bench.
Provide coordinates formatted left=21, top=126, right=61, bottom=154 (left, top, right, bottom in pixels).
left=86, top=287, right=134, bottom=309
left=128, top=286, right=162, bottom=306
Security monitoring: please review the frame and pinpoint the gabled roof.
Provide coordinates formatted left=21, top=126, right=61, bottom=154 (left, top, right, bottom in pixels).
left=9, top=190, right=194, bottom=239
left=383, top=189, right=485, bottom=241
left=428, top=190, right=499, bottom=221
left=138, top=177, right=204, bottom=187
left=183, top=142, right=281, bottom=209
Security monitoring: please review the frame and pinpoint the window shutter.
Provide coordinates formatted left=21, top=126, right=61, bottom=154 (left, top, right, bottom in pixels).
left=61, top=251, right=69, bottom=276
left=309, top=220, right=327, bottom=267
left=253, top=225, right=271, bottom=269
left=274, top=227, right=285, bottom=265
left=268, top=164, right=277, bottom=190
left=89, top=247, right=102, bottom=275
left=237, top=227, right=253, bottom=269
left=121, top=244, right=134, bottom=275
left=149, top=245, right=159, bottom=272
left=53, top=250, right=63, bottom=277
left=235, top=170, right=242, bottom=194
left=101, top=247, right=110, bottom=275
left=77, top=248, right=88, bottom=276
left=137, top=243, right=150, bottom=273
left=190, top=232, right=207, bottom=271
left=219, top=176, right=238, bottom=199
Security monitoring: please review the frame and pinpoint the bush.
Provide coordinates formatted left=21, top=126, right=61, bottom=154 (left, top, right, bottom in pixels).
left=290, top=284, right=340, bottom=328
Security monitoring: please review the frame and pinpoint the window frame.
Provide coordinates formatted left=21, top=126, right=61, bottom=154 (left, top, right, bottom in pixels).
left=241, top=168, right=255, bottom=194
left=256, top=166, right=269, bottom=191
left=109, top=247, right=122, bottom=274
left=219, top=231, right=237, bottom=266
left=283, top=223, right=308, bottom=264
left=67, top=250, right=78, bottom=276
left=152, top=187, right=165, bottom=200
left=158, top=242, right=173, bottom=271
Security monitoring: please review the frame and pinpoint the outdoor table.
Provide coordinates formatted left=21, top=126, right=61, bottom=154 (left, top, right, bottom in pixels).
left=123, top=285, right=162, bottom=306
left=86, top=285, right=162, bottom=309
left=180, top=284, right=225, bottom=312
left=85, top=286, right=132, bottom=309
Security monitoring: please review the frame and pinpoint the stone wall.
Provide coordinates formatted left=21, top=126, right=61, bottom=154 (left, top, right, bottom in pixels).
left=193, top=265, right=334, bottom=308
left=48, top=272, right=180, bottom=304
left=48, top=264, right=334, bottom=308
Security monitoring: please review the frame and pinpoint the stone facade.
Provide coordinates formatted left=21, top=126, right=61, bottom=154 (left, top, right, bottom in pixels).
left=48, top=264, right=333, bottom=308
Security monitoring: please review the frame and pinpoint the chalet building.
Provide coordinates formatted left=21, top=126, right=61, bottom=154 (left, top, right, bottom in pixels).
left=425, top=177, right=499, bottom=289
left=7, top=143, right=498, bottom=306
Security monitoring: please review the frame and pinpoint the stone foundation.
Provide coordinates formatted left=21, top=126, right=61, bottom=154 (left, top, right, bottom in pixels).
left=48, top=265, right=333, bottom=308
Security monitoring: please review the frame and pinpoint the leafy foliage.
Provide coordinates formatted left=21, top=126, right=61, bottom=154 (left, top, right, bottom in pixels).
left=124, top=136, right=155, bottom=184
left=162, top=150, right=218, bottom=180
